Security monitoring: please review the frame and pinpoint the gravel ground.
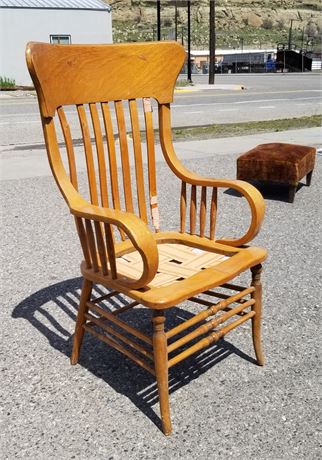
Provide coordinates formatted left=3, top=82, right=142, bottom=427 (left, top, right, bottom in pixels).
left=1, top=140, right=321, bottom=459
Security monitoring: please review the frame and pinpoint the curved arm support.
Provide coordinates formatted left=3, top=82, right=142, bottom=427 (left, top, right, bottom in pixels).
left=72, top=203, right=159, bottom=289
left=159, top=104, right=265, bottom=247
left=42, top=119, right=158, bottom=289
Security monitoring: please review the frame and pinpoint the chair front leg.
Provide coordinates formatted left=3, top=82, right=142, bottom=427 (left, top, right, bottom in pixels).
left=152, top=310, right=172, bottom=435
left=71, top=278, right=93, bottom=365
left=251, top=264, right=265, bottom=366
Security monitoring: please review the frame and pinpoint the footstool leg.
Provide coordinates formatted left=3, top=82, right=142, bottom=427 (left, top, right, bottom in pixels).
left=306, top=170, right=313, bottom=186
left=288, top=183, right=297, bottom=203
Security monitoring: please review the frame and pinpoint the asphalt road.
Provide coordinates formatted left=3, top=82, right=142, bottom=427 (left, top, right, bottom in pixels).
left=0, top=73, right=321, bottom=147
left=173, top=72, right=322, bottom=126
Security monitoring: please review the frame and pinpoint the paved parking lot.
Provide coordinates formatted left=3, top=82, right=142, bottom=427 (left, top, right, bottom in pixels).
left=1, top=128, right=321, bottom=458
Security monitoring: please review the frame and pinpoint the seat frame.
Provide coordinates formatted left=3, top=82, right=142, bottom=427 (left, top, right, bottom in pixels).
left=26, top=41, right=267, bottom=435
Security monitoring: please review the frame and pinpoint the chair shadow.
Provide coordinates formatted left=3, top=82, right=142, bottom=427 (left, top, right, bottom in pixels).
left=12, top=277, right=256, bottom=432
left=224, top=180, right=306, bottom=203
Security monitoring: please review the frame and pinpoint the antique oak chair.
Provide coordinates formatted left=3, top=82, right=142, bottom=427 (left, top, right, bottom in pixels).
left=26, top=41, right=267, bottom=435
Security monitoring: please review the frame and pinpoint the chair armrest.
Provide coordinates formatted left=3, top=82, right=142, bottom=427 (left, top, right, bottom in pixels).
left=176, top=168, right=265, bottom=246
left=71, top=202, right=159, bottom=289
left=194, top=176, right=265, bottom=247
left=159, top=103, right=265, bottom=247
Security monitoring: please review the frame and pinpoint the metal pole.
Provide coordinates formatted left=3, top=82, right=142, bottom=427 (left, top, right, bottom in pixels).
left=288, top=19, right=294, bottom=49
left=157, top=1, right=161, bottom=41
left=301, top=26, right=305, bottom=50
left=302, top=52, right=304, bottom=72
left=175, top=1, right=178, bottom=41
left=187, top=0, right=192, bottom=82
left=209, top=0, right=215, bottom=84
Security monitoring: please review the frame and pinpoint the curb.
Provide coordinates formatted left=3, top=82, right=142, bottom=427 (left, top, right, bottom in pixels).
left=175, top=84, right=246, bottom=93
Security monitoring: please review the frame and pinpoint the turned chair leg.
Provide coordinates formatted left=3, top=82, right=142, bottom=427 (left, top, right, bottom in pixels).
left=152, top=310, right=172, bottom=435
left=251, top=265, right=265, bottom=366
left=306, top=170, right=313, bottom=186
left=71, top=278, right=92, bottom=365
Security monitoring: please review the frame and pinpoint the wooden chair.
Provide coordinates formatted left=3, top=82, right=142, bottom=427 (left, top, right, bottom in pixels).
left=26, top=41, right=267, bottom=435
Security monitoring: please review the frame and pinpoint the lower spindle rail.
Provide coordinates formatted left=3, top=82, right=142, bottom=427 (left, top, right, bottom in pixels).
left=79, top=283, right=256, bottom=375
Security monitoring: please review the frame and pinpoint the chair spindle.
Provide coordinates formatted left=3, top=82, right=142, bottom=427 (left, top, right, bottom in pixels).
left=210, top=187, right=218, bottom=239
left=143, top=98, right=159, bottom=231
left=94, top=220, right=108, bottom=275
left=57, top=107, right=78, bottom=189
left=129, top=99, right=148, bottom=223
left=180, top=181, right=187, bottom=233
left=190, top=185, right=197, bottom=235
left=77, top=104, right=99, bottom=205
left=115, top=100, right=134, bottom=214
left=200, top=186, right=207, bottom=237
left=89, top=103, right=109, bottom=208
left=85, top=219, right=99, bottom=271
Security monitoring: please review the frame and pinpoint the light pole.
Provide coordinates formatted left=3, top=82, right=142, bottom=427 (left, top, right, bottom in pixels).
left=288, top=19, right=300, bottom=50
left=157, top=1, right=161, bottom=41
left=301, top=26, right=305, bottom=50
left=174, top=1, right=178, bottom=41
left=187, top=0, right=192, bottom=83
left=209, top=0, right=215, bottom=84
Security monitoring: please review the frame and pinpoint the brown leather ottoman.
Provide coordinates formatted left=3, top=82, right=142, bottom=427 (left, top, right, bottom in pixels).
left=237, top=143, right=316, bottom=202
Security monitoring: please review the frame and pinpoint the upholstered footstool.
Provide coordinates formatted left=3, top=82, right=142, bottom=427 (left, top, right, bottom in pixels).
left=237, top=143, right=316, bottom=202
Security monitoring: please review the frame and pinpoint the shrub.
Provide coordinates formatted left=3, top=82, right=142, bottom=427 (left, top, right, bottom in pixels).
left=262, top=18, right=274, bottom=29
left=0, top=76, right=15, bottom=88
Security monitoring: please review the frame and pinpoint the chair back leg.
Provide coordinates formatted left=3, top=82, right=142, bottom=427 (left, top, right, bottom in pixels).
left=251, top=265, right=265, bottom=366
left=152, top=310, right=172, bottom=435
left=71, top=279, right=93, bottom=365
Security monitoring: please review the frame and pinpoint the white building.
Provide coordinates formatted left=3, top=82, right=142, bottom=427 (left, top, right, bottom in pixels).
left=0, top=0, right=112, bottom=86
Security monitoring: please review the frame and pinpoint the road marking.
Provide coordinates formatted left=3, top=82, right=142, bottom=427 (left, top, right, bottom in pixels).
left=176, top=89, right=322, bottom=98
left=0, top=120, right=40, bottom=125
left=291, top=97, right=322, bottom=101
left=0, top=110, right=75, bottom=118
left=235, top=98, right=288, bottom=104
left=186, top=111, right=204, bottom=114
left=217, top=108, right=238, bottom=112
left=173, top=97, right=316, bottom=108
left=0, top=100, right=36, bottom=106
left=295, top=103, right=318, bottom=106
left=259, top=106, right=275, bottom=109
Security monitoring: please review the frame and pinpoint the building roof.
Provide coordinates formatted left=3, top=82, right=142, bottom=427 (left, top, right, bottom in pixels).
left=0, top=0, right=111, bottom=11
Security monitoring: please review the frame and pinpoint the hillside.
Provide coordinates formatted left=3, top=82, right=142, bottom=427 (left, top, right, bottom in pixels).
left=108, top=0, right=322, bottom=52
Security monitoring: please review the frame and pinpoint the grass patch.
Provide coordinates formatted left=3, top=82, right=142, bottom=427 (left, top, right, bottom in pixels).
left=176, top=80, right=194, bottom=88
left=171, top=115, right=322, bottom=142
left=0, top=76, right=15, bottom=89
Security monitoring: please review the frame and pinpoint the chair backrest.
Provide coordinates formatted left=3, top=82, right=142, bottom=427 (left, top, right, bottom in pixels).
left=26, top=41, right=186, bottom=233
